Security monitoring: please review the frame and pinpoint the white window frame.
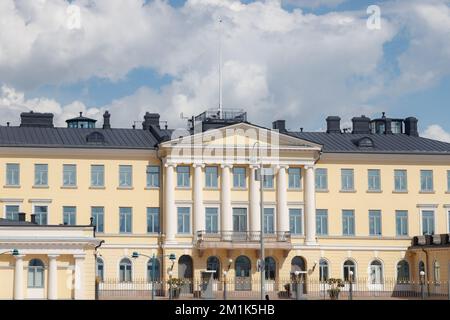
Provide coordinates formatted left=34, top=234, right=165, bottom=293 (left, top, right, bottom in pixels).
left=205, top=206, right=220, bottom=234
left=177, top=166, right=191, bottom=188
left=288, top=167, right=301, bottom=190
left=316, top=209, right=328, bottom=236
left=342, top=258, right=357, bottom=281
left=62, top=206, right=77, bottom=225
left=368, top=169, right=381, bottom=191
left=315, top=168, right=328, bottom=191
left=177, top=205, right=192, bottom=235
left=205, top=166, right=219, bottom=189
left=341, top=169, right=355, bottom=191
left=288, top=207, right=304, bottom=236
left=32, top=204, right=50, bottom=225
left=62, top=164, right=77, bottom=187
left=263, top=205, right=277, bottom=234
left=119, top=207, right=133, bottom=234
left=419, top=208, right=436, bottom=236
left=3, top=203, right=21, bottom=220
left=6, top=163, right=20, bottom=186
left=368, top=210, right=382, bottom=236
left=117, top=257, right=133, bottom=282
left=232, top=206, right=249, bottom=233
left=394, top=169, right=408, bottom=192
left=119, top=165, right=133, bottom=188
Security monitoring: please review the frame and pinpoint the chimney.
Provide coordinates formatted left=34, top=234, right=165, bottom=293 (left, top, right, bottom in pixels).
left=272, top=120, right=286, bottom=132
left=142, top=112, right=160, bottom=130
left=352, top=115, right=371, bottom=134
left=102, top=111, right=111, bottom=129
left=326, top=116, right=341, bottom=134
left=20, top=111, right=54, bottom=128
left=30, top=214, right=37, bottom=224
left=18, top=212, right=26, bottom=222
left=404, top=117, right=419, bottom=137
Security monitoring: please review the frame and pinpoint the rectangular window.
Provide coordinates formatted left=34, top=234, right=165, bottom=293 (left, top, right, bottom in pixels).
left=264, top=208, right=275, bottom=234
left=91, top=165, right=105, bottom=187
left=147, top=208, right=160, bottom=233
left=316, top=209, right=328, bottom=235
left=5, top=205, right=19, bottom=221
left=341, top=169, right=354, bottom=191
left=34, top=206, right=48, bottom=225
left=205, top=207, right=219, bottom=234
left=63, top=206, right=76, bottom=225
left=119, top=207, right=132, bottom=233
left=177, top=207, right=191, bottom=234
left=396, top=210, right=408, bottom=236
left=368, top=169, right=381, bottom=191
left=177, top=166, right=190, bottom=188
left=422, top=210, right=435, bottom=235
left=119, top=165, right=132, bottom=187
left=394, top=170, right=407, bottom=192
left=315, top=168, right=328, bottom=191
left=233, top=167, right=246, bottom=188
left=369, top=210, right=382, bottom=236
left=146, top=166, right=160, bottom=188
left=6, top=164, right=20, bottom=186
left=232, top=208, right=247, bottom=232
left=92, top=207, right=104, bottom=233
left=63, top=164, right=77, bottom=187
left=34, top=164, right=48, bottom=186
left=205, top=166, right=218, bottom=188
left=289, top=208, right=302, bottom=235
left=263, top=173, right=274, bottom=189
left=447, top=170, right=450, bottom=192
left=420, top=170, right=434, bottom=192
left=288, top=168, right=301, bottom=189
left=342, top=210, right=355, bottom=236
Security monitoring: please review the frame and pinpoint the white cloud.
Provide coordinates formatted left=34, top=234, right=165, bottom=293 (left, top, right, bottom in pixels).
left=422, top=124, right=450, bottom=143
left=282, top=0, right=347, bottom=9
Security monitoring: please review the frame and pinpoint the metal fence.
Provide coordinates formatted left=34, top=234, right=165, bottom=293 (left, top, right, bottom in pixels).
left=97, top=277, right=450, bottom=300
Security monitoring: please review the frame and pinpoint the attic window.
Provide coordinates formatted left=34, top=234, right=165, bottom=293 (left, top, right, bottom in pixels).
left=86, top=132, right=105, bottom=144
left=356, top=137, right=374, bottom=148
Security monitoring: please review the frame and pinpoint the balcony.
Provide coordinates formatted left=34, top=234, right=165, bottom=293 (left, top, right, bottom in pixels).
left=195, top=231, right=292, bottom=250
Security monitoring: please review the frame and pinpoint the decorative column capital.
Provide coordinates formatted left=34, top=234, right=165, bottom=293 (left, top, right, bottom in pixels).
left=304, top=165, right=315, bottom=171
left=47, top=254, right=60, bottom=259
left=14, top=254, right=25, bottom=260
left=73, top=254, right=86, bottom=260
left=220, top=163, right=233, bottom=169
left=164, top=162, right=176, bottom=168
left=193, top=163, right=205, bottom=168
left=276, top=164, right=289, bottom=171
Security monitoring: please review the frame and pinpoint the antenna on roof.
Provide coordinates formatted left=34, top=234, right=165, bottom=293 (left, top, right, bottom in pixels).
left=218, top=17, right=223, bottom=120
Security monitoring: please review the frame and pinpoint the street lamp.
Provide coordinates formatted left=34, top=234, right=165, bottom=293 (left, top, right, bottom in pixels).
left=168, top=270, right=174, bottom=300
left=348, top=270, right=354, bottom=300
left=0, top=249, right=19, bottom=256
left=420, top=270, right=426, bottom=300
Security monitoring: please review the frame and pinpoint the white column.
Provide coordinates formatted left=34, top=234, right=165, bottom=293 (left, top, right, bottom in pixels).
left=74, top=254, right=85, bottom=300
left=221, top=164, right=232, bottom=240
left=277, top=166, right=289, bottom=238
left=193, top=163, right=205, bottom=238
left=13, top=254, right=25, bottom=300
left=250, top=165, right=260, bottom=239
left=304, top=165, right=317, bottom=245
left=47, top=254, right=59, bottom=300
left=165, top=163, right=177, bottom=243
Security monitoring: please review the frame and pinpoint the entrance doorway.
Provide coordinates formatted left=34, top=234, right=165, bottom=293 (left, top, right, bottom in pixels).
left=235, top=256, right=251, bottom=291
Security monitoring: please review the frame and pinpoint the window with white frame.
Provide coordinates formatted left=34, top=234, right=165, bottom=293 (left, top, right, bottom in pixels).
left=394, top=170, right=407, bottom=192
left=319, top=259, right=329, bottom=281
left=92, top=207, right=104, bottom=233
left=232, top=208, right=247, bottom=232
left=177, top=207, right=191, bottom=234
left=34, top=206, right=48, bottom=225
left=263, top=173, right=274, bottom=189
left=396, top=260, right=410, bottom=282
left=177, top=166, right=190, bottom=188
left=343, top=260, right=356, bottom=281
left=6, top=163, right=20, bottom=186
left=146, top=166, right=160, bottom=188
left=96, top=258, right=104, bottom=282
left=316, top=209, right=328, bottom=235
left=205, top=207, right=219, bottom=234
left=119, top=207, right=132, bottom=233
left=368, top=169, right=381, bottom=191
left=233, top=167, right=246, bottom=188
left=119, top=258, right=132, bottom=282
left=205, top=166, right=218, bottom=188
left=369, top=260, right=383, bottom=284
left=91, top=165, right=105, bottom=187
left=63, top=206, right=76, bottom=225
left=28, top=259, right=45, bottom=288
left=119, top=165, right=132, bottom=187
left=264, top=208, right=275, bottom=234
left=420, top=170, right=434, bottom=192
left=63, top=164, right=77, bottom=187
left=342, top=210, right=355, bottom=236
left=395, top=210, right=408, bottom=236
left=288, top=168, right=301, bottom=189
left=315, top=168, right=328, bottom=191
left=341, top=169, right=354, bottom=191
left=5, top=205, right=19, bottom=221
left=369, top=210, right=382, bottom=236
left=421, top=210, right=435, bottom=235
left=147, top=208, right=160, bottom=233
left=34, top=164, right=48, bottom=186
left=289, top=208, right=302, bottom=235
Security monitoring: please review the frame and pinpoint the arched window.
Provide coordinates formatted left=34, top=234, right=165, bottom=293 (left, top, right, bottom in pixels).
left=433, top=261, right=440, bottom=284
left=419, top=260, right=425, bottom=273
left=206, top=256, right=220, bottom=280
left=343, top=260, right=356, bottom=281
left=119, top=258, right=132, bottom=282
left=291, top=256, right=306, bottom=272
left=396, top=260, right=410, bottom=282
left=235, top=256, right=251, bottom=277
left=369, top=260, right=383, bottom=284
left=28, top=259, right=45, bottom=288
left=265, top=257, right=276, bottom=281
left=86, top=131, right=105, bottom=144
left=147, top=258, right=161, bottom=282
left=96, top=258, right=104, bottom=282
left=319, top=259, right=329, bottom=282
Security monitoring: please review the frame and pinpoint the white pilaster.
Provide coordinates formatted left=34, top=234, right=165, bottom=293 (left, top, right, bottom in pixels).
left=74, top=254, right=85, bottom=300
left=165, top=162, right=177, bottom=243
left=221, top=164, right=232, bottom=240
left=304, top=165, right=317, bottom=245
left=47, top=254, right=59, bottom=300
left=13, top=254, right=25, bottom=300
left=250, top=165, right=261, bottom=238
left=277, top=165, right=289, bottom=237
left=193, top=164, right=205, bottom=238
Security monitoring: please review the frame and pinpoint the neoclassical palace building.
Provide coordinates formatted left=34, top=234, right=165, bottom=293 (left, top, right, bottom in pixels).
left=0, top=109, right=449, bottom=299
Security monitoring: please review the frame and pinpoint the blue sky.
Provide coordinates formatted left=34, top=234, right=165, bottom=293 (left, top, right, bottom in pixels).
left=1, top=0, right=449, bottom=141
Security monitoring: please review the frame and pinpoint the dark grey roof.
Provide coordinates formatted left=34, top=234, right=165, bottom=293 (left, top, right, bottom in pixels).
left=0, top=126, right=160, bottom=150
left=290, top=132, right=450, bottom=154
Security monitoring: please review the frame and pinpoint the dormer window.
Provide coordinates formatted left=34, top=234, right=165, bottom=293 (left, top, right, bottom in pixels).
left=356, top=137, right=374, bottom=148
left=86, top=132, right=105, bottom=144
left=66, top=112, right=97, bottom=128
